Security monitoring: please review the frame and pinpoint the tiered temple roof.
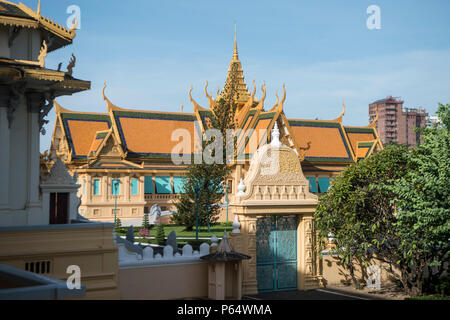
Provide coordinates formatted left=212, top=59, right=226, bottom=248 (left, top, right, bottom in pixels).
left=50, top=34, right=382, bottom=173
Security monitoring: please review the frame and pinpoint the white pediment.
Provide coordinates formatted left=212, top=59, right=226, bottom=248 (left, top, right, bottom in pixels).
left=234, top=124, right=318, bottom=203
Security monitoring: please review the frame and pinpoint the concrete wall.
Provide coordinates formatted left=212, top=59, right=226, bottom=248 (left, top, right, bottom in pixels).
left=320, top=255, right=398, bottom=287
left=119, top=262, right=208, bottom=299
left=0, top=223, right=120, bottom=299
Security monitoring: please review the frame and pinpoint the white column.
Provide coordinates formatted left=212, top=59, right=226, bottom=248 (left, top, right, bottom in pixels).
left=26, top=96, right=41, bottom=208
left=102, top=175, right=108, bottom=202
left=0, top=105, right=10, bottom=208
left=86, top=175, right=92, bottom=202
left=124, top=175, right=130, bottom=201
left=139, top=175, right=145, bottom=202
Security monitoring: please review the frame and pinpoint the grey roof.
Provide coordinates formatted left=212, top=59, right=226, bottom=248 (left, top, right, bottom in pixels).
left=200, top=233, right=251, bottom=262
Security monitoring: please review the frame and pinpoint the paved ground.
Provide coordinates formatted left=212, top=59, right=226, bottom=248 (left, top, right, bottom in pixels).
left=243, top=289, right=373, bottom=300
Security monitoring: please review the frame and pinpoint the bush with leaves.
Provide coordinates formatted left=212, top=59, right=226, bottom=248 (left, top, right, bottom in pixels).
left=114, top=218, right=122, bottom=233
left=155, top=223, right=166, bottom=246
left=142, top=212, right=150, bottom=229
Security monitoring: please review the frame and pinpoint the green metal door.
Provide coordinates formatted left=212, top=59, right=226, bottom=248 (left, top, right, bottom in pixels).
left=256, top=215, right=298, bottom=292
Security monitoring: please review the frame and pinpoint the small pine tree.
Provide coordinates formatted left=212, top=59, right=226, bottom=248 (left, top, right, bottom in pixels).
left=114, top=218, right=122, bottom=233
left=155, top=223, right=165, bottom=245
left=142, top=212, right=150, bottom=229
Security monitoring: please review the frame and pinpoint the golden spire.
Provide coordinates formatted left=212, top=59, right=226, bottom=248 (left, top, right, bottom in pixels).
left=219, top=25, right=250, bottom=106
left=233, top=24, right=238, bottom=60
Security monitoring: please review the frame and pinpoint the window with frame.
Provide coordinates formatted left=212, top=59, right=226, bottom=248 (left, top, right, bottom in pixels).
left=131, top=178, right=139, bottom=195
left=93, top=179, right=100, bottom=195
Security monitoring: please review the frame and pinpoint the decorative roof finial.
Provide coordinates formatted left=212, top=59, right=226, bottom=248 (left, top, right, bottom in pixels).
left=233, top=24, right=238, bottom=60
left=37, top=0, right=41, bottom=16
left=271, top=122, right=281, bottom=147
left=37, top=40, right=47, bottom=67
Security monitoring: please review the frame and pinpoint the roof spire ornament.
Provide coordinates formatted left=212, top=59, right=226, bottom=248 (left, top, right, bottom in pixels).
left=37, top=0, right=41, bottom=16
left=271, top=122, right=282, bottom=147
left=233, top=24, right=238, bottom=60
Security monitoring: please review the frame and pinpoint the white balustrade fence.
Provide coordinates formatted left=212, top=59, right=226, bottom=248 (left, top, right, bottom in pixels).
left=118, top=235, right=218, bottom=268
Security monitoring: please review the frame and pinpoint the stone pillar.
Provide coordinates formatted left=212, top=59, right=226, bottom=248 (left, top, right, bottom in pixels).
left=0, top=101, right=10, bottom=208
left=209, top=262, right=226, bottom=300
left=102, top=175, right=108, bottom=202
left=241, top=215, right=258, bottom=295
left=25, top=93, right=43, bottom=225
left=124, top=175, right=130, bottom=202
left=139, top=175, right=145, bottom=202
left=86, top=175, right=92, bottom=202
left=301, top=215, right=318, bottom=290
left=26, top=94, right=41, bottom=206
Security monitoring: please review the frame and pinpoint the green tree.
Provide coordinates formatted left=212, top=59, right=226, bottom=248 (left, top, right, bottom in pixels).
left=315, top=144, right=409, bottom=287
left=155, top=223, right=166, bottom=246
left=142, top=212, right=150, bottom=229
left=392, top=103, right=450, bottom=296
left=172, top=67, right=239, bottom=231
left=316, top=103, right=450, bottom=296
left=114, top=217, right=122, bottom=233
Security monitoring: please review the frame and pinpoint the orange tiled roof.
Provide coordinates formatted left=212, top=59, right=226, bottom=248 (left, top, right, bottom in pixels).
left=288, top=119, right=354, bottom=163
left=58, top=109, right=111, bottom=159
left=109, top=105, right=199, bottom=160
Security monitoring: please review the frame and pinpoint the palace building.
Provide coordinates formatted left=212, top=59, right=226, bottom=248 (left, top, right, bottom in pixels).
left=0, top=0, right=118, bottom=299
left=49, top=32, right=383, bottom=223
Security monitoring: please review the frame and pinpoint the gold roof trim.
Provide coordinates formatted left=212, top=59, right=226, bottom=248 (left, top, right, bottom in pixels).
left=255, top=82, right=266, bottom=110
left=331, top=100, right=346, bottom=123
left=269, top=84, right=286, bottom=112
left=17, top=1, right=76, bottom=40
left=189, top=85, right=209, bottom=112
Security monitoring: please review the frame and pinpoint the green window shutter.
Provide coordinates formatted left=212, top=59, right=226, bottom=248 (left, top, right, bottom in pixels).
left=112, top=179, right=120, bottom=195
left=307, top=177, right=318, bottom=193
left=144, top=176, right=154, bottom=194
left=155, top=176, right=172, bottom=194
left=131, top=178, right=138, bottom=195
left=93, top=179, right=100, bottom=195
left=173, top=177, right=187, bottom=194
left=318, top=177, right=331, bottom=193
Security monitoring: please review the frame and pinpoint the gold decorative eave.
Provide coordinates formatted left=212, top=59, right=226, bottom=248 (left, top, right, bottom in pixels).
left=0, top=65, right=90, bottom=91
left=331, top=100, right=346, bottom=123
left=0, top=15, right=38, bottom=29
left=17, top=2, right=76, bottom=41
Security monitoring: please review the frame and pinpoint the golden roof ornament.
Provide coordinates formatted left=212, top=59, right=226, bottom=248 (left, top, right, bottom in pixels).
left=66, top=53, right=76, bottom=76
left=37, top=40, right=47, bottom=67
left=218, top=26, right=251, bottom=105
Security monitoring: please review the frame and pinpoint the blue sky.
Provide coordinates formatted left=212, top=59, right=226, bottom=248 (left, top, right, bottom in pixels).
left=26, top=0, right=450, bottom=152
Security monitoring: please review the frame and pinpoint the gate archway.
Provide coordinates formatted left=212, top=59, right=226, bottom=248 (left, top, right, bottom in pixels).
left=230, top=125, right=320, bottom=295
